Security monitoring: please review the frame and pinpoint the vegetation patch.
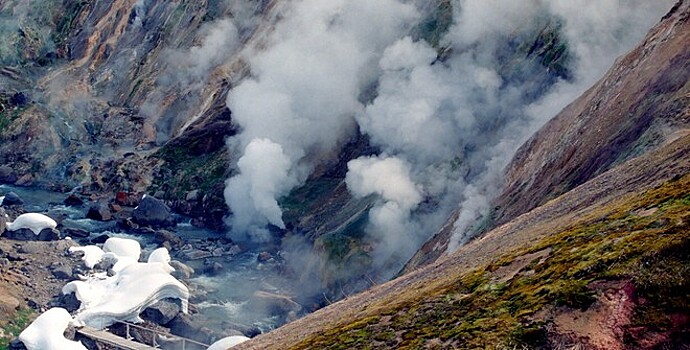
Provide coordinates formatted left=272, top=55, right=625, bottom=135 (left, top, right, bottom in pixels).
left=292, top=175, right=690, bottom=349
left=0, top=308, right=35, bottom=350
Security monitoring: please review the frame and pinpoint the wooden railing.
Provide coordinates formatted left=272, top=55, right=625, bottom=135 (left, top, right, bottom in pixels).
left=77, top=321, right=210, bottom=350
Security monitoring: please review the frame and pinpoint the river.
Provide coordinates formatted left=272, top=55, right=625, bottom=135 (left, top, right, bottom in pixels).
left=0, top=184, right=296, bottom=336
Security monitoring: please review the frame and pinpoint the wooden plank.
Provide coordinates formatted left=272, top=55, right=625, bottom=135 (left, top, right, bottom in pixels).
left=77, top=327, right=157, bottom=350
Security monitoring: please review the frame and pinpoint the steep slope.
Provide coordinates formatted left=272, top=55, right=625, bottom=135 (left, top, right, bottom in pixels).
left=405, top=0, right=690, bottom=271
left=493, top=0, right=690, bottom=227
left=236, top=122, right=690, bottom=350
left=233, top=3, right=690, bottom=349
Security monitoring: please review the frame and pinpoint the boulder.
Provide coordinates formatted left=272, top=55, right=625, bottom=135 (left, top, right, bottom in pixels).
left=207, top=262, right=224, bottom=275
left=5, top=228, right=60, bottom=241
left=142, top=299, right=181, bottom=326
left=154, top=230, right=183, bottom=249
left=257, top=251, right=273, bottom=263
left=62, top=228, right=90, bottom=238
left=18, top=244, right=42, bottom=254
left=50, top=264, right=73, bottom=280
left=9, top=338, right=27, bottom=350
left=169, top=260, right=195, bottom=280
left=168, top=314, right=215, bottom=344
left=220, top=321, right=262, bottom=338
left=56, top=292, right=81, bottom=313
left=180, top=249, right=212, bottom=260
left=63, top=194, right=84, bottom=207
left=86, top=203, right=112, bottom=221
left=115, top=191, right=137, bottom=207
left=132, top=195, right=175, bottom=228
left=2, top=192, right=24, bottom=206
left=91, top=234, right=109, bottom=244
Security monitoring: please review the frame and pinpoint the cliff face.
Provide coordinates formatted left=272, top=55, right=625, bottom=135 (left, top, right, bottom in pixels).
left=233, top=3, right=690, bottom=348
left=0, top=0, right=271, bottom=192
left=494, top=1, right=690, bottom=226
left=405, top=0, right=690, bottom=272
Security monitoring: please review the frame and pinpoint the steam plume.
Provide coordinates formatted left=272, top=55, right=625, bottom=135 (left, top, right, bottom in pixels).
left=224, top=0, right=674, bottom=271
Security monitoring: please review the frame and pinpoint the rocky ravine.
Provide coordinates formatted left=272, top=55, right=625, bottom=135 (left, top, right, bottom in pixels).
left=0, top=0, right=577, bottom=298
left=232, top=2, right=690, bottom=349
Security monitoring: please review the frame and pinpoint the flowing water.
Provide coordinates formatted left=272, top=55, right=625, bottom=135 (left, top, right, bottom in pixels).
left=0, top=184, right=294, bottom=335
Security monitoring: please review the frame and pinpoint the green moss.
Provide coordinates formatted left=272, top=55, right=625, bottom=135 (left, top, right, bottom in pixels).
left=0, top=308, right=35, bottom=349
left=291, top=175, right=690, bottom=349
left=153, top=146, right=229, bottom=201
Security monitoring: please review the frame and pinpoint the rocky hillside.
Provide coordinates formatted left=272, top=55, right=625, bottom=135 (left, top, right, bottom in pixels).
left=0, top=2, right=686, bottom=343
left=231, top=2, right=690, bottom=349
left=405, top=0, right=690, bottom=272
left=0, top=0, right=586, bottom=298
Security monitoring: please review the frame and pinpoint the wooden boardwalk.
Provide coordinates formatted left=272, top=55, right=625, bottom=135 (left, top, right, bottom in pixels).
left=77, top=327, right=158, bottom=350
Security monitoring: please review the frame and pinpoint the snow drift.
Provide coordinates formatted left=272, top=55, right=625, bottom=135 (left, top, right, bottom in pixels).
left=18, top=308, right=87, bottom=350
left=5, top=213, right=57, bottom=234
left=64, top=238, right=189, bottom=330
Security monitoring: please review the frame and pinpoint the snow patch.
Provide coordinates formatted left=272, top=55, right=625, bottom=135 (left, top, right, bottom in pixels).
left=6, top=213, right=57, bottom=234
left=207, top=335, right=250, bottom=350
left=69, top=246, right=105, bottom=269
left=18, top=308, right=87, bottom=350
left=64, top=239, right=188, bottom=330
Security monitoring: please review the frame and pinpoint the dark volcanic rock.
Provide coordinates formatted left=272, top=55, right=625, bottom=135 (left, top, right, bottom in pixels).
left=86, top=202, right=112, bottom=221
left=170, top=260, right=195, bottom=280
left=50, top=264, right=73, bottom=280
left=5, top=228, right=60, bottom=241
left=63, top=227, right=90, bottom=238
left=2, top=192, right=24, bottom=206
left=9, top=338, right=27, bottom=350
left=142, top=299, right=180, bottom=326
left=132, top=195, right=175, bottom=228
left=91, top=234, right=110, bottom=244
left=154, top=230, right=183, bottom=249
left=64, top=194, right=84, bottom=206
left=57, top=292, right=81, bottom=313
left=168, top=314, right=215, bottom=344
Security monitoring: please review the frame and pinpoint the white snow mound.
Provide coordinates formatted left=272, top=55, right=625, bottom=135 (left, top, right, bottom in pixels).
left=18, top=308, right=87, bottom=350
left=147, top=247, right=171, bottom=264
left=69, top=246, right=105, bottom=269
left=102, top=237, right=141, bottom=260
left=64, top=260, right=189, bottom=330
left=6, top=213, right=57, bottom=234
left=207, top=335, right=251, bottom=350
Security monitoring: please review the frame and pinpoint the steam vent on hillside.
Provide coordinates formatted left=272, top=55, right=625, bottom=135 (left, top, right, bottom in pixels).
left=0, top=1, right=688, bottom=349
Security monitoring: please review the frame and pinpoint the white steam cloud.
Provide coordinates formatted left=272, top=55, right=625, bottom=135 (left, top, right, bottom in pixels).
left=224, top=0, right=419, bottom=238
left=444, top=0, right=675, bottom=250
left=346, top=155, right=424, bottom=267
left=225, top=138, right=295, bottom=241
left=224, top=0, right=674, bottom=270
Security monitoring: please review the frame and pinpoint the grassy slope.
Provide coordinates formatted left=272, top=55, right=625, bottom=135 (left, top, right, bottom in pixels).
left=0, top=309, right=35, bottom=350
left=294, top=175, right=690, bottom=349
left=236, top=134, right=690, bottom=350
